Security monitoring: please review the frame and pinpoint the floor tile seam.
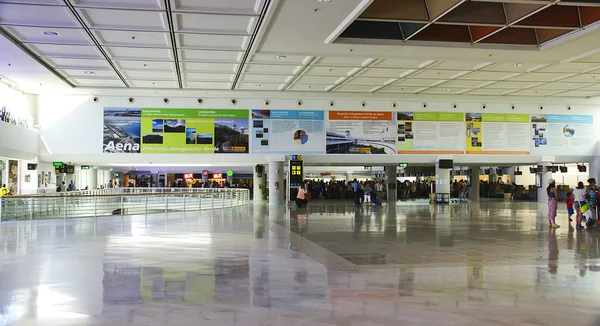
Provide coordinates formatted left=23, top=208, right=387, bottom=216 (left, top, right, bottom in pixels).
left=269, top=221, right=360, bottom=271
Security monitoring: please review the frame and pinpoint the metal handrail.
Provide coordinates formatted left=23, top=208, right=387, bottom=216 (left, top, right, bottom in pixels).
left=13, top=187, right=246, bottom=197
left=0, top=188, right=250, bottom=221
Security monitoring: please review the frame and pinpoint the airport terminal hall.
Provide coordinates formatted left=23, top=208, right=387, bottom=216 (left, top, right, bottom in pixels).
left=6, top=0, right=600, bottom=325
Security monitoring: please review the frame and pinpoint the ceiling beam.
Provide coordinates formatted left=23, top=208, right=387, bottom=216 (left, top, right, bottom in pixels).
left=162, top=0, right=182, bottom=89
left=231, top=0, right=275, bottom=90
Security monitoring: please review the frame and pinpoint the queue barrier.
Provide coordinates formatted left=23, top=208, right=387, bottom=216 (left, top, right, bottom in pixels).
left=0, top=188, right=250, bottom=221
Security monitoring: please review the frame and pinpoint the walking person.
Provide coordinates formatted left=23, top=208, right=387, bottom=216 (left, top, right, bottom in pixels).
left=364, top=184, right=372, bottom=205
left=574, top=181, right=587, bottom=229
left=295, top=182, right=308, bottom=208
left=547, top=179, right=560, bottom=228
left=566, top=191, right=574, bottom=223
left=352, top=179, right=360, bottom=206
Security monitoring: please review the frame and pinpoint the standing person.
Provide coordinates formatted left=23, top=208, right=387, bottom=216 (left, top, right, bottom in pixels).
left=363, top=184, right=372, bottom=205
left=547, top=179, right=560, bottom=228
left=0, top=184, right=8, bottom=196
left=68, top=180, right=76, bottom=191
left=375, top=180, right=383, bottom=202
left=587, top=178, right=597, bottom=224
left=352, top=179, right=360, bottom=206
left=60, top=181, right=67, bottom=192
left=574, top=181, right=587, bottom=229
left=566, top=192, right=574, bottom=223
left=296, top=182, right=308, bottom=208
left=510, top=182, right=517, bottom=200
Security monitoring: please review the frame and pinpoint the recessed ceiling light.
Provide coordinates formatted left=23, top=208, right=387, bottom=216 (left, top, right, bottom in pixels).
left=274, top=55, right=286, bottom=59
left=84, top=71, right=95, bottom=74
left=514, top=63, right=524, bottom=67
left=42, top=31, right=59, bottom=36
left=445, top=88, right=451, bottom=92
left=256, top=84, right=264, bottom=87
left=317, top=0, right=331, bottom=2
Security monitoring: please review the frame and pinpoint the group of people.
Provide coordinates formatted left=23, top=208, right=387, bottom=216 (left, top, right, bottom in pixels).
left=547, top=178, right=598, bottom=229
left=398, top=180, right=433, bottom=200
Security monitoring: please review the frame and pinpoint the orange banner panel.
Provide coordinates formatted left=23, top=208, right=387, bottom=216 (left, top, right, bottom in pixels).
left=329, top=111, right=392, bottom=121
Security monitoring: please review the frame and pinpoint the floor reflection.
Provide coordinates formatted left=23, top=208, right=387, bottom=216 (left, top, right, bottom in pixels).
left=0, top=202, right=600, bottom=325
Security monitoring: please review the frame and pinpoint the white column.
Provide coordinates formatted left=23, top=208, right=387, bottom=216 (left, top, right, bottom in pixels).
left=345, top=172, right=352, bottom=184
left=538, top=163, right=552, bottom=203
left=508, top=167, right=516, bottom=184
left=386, top=165, right=397, bottom=202
left=88, top=168, right=98, bottom=189
left=253, top=165, right=266, bottom=203
left=436, top=160, right=451, bottom=203
left=268, top=161, right=284, bottom=207
left=469, top=166, right=480, bottom=201
left=590, top=157, right=599, bottom=183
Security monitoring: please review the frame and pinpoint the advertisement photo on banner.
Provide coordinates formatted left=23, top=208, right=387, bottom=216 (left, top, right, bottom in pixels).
left=251, top=109, right=325, bottom=154
left=103, top=108, right=141, bottom=153
left=326, top=111, right=396, bottom=154
left=102, top=108, right=249, bottom=154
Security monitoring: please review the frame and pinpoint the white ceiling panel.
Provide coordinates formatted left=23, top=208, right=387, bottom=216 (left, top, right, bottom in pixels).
left=421, top=87, right=471, bottom=95
left=173, top=13, right=255, bottom=34
left=535, top=62, right=600, bottom=74
left=379, top=86, right=427, bottom=93
left=244, top=64, right=297, bottom=74
left=394, top=79, right=439, bottom=87
left=558, top=74, right=600, bottom=83
left=358, top=68, right=414, bottom=78
left=176, top=33, right=248, bottom=50
left=122, top=70, right=176, bottom=80
left=551, top=90, right=600, bottom=97
left=178, top=49, right=241, bottom=62
left=180, top=62, right=237, bottom=72
left=304, top=66, right=353, bottom=76
left=411, top=70, right=465, bottom=80
left=464, top=88, right=510, bottom=95
left=373, top=59, right=435, bottom=69
left=529, top=82, right=589, bottom=90
left=170, top=0, right=264, bottom=15
left=129, top=80, right=179, bottom=88
left=77, top=8, right=168, bottom=31
left=106, top=47, right=173, bottom=61
left=28, top=44, right=102, bottom=58
left=184, top=81, right=231, bottom=89
left=461, top=71, right=520, bottom=81
left=442, top=80, right=493, bottom=88
left=72, top=78, right=124, bottom=86
left=113, top=60, right=174, bottom=70
left=484, top=81, right=543, bottom=89
left=504, top=72, right=570, bottom=82
left=481, top=63, right=546, bottom=73
left=430, top=61, right=491, bottom=71
left=0, top=4, right=78, bottom=27
left=314, top=57, right=371, bottom=67
left=45, top=58, right=110, bottom=69
left=183, top=72, right=233, bottom=81
left=0, top=0, right=62, bottom=4
left=250, top=54, right=308, bottom=65
left=71, top=0, right=164, bottom=10
left=345, top=76, right=393, bottom=86
left=333, top=85, right=375, bottom=92
left=295, top=75, right=343, bottom=85
left=236, top=82, right=280, bottom=91
left=4, top=26, right=91, bottom=45
left=287, top=84, right=327, bottom=92
left=508, top=89, right=553, bottom=96
left=94, top=30, right=171, bottom=47
left=239, top=74, right=287, bottom=83
left=60, top=69, right=117, bottom=78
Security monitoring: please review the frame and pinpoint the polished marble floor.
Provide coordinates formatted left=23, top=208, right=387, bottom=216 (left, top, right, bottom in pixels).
left=1, top=200, right=600, bottom=325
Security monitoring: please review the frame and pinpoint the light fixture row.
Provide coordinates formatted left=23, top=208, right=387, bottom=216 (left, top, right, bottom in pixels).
left=92, top=97, right=574, bottom=111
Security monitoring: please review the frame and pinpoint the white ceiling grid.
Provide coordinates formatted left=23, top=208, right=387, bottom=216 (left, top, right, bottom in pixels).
left=2, top=0, right=600, bottom=98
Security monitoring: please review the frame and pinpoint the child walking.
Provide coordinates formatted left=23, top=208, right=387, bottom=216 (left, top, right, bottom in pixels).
left=566, top=192, right=574, bottom=222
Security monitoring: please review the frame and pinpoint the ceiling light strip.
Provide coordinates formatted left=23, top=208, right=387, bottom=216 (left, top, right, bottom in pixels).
left=61, top=0, right=129, bottom=87
left=0, top=27, right=75, bottom=88
left=327, top=59, right=380, bottom=92
left=280, top=57, right=317, bottom=91
left=163, top=0, right=183, bottom=89
left=230, top=0, right=274, bottom=90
